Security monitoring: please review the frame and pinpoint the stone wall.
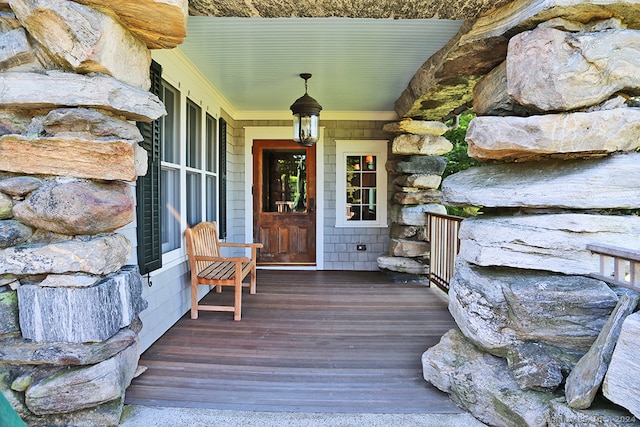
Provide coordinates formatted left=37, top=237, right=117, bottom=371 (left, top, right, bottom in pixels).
left=0, top=0, right=186, bottom=425
left=422, top=3, right=640, bottom=426
left=376, top=119, right=450, bottom=281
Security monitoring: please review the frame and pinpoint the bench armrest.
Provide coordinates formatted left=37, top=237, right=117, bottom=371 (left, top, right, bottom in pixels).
left=193, top=255, right=251, bottom=263
left=219, top=242, right=263, bottom=249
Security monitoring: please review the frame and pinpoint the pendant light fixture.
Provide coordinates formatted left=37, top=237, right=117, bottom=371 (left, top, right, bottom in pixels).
left=290, top=73, right=322, bottom=146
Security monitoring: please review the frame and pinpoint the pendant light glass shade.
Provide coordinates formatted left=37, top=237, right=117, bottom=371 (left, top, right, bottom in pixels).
left=290, top=73, right=322, bottom=146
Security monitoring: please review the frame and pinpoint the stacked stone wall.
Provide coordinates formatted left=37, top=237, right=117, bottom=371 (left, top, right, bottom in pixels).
left=376, top=119, right=450, bottom=281
left=0, top=0, right=186, bottom=425
left=422, top=3, right=640, bottom=426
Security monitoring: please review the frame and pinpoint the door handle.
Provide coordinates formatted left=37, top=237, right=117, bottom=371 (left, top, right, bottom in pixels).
left=309, top=197, right=315, bottom=213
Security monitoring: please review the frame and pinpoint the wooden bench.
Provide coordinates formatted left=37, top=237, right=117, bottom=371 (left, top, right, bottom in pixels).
left=185, top=221, right=262, bottom=320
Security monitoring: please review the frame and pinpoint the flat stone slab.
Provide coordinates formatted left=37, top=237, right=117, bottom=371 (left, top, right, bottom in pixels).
left=377, top=255, right=429, bottom=275
left=0, top=134, right=148, bottom=181
left=393, top=174, right=442, bottom=190
left=391, top=134, right=452, bottom=156
left=0, top=71, right=165, bottom=122
left=0, top=327, right=136, bottom=365
left=465, top=109, right=640, bottom=162
left=0, top=233, right=131, bottom=276
left=393, top=189, right=442, bottom=205
left=442, top=153, right=640, bottom=209
left=383, top=119, right=448, bottom=135
left=458, top=213, right=640, bottom=275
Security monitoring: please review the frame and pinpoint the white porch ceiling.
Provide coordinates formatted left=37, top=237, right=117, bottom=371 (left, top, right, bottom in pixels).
left=177, top=17, right=464, bottom=118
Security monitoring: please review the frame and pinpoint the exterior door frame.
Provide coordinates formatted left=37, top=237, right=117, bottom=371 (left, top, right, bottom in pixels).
left=244, top=126, right=324, bottom=270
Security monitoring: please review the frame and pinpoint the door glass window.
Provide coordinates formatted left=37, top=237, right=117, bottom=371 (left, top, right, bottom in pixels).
left=261, top=150, right=307, bottom=213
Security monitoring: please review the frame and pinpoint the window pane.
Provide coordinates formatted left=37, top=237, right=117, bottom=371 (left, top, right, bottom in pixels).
left=206, top=114, right=217, bottom=173
left=364, top=155, right=376, bottom=171
left=206, top=175, right=217, bottom=222
left=363, top=189, right=376, bottom=220
left=261, top=149, right=307, bottom=213
left=186, top=172, right=202, bottom=227
left=186, top=99, right=201, bottom=169
left=160, top=82, right=179, bottom=163
left=161, top=168, right=180, bottom=252
left=362, top=172, right=376, bottom=187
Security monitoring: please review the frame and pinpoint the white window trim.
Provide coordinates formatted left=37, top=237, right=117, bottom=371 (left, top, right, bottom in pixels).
left=335, top=140, right=388, bottom=228
left=159, top=76, right=222, bottom=268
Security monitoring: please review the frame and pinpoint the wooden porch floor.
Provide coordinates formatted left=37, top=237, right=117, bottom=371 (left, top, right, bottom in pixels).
left=125, top=270, right=461, bottom=414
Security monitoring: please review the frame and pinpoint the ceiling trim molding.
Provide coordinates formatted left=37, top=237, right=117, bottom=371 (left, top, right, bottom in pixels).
left=157, top=47, right=238, bottom=117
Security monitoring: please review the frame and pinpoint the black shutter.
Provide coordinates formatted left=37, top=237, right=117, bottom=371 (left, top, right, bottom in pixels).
left=136, top=60, right=163, bottom=275
left=218, top=118, right=227, bottom=239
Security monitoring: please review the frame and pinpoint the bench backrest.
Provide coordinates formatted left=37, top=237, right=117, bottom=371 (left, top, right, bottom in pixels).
left=185, top=221, right=221, bottom=275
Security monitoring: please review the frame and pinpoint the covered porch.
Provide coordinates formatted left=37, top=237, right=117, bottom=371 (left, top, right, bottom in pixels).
left=124, top=270, right=460, bottom=414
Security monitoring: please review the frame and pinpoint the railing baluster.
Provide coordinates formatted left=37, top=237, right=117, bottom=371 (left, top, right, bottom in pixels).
left=587, top=243, right=640, bottom=292
left=427, top=212, right=463, bottom=293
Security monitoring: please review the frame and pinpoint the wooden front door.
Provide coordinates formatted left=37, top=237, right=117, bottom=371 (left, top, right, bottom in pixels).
left=253, top=140, right=316, bottom=265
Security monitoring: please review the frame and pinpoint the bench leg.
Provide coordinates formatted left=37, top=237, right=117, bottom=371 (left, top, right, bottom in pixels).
left=250, top=264, right=257, bottom=294
left=234, top=277, right=242, bottom=321
left=190, top=282, right=199, bottom=319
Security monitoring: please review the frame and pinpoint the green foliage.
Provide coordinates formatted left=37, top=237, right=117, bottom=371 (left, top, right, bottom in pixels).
left=441, top=111, right=482, bottom=218
left=442, top=111, right=480, bottom=180
left=445, top=205, right=482, bottom=217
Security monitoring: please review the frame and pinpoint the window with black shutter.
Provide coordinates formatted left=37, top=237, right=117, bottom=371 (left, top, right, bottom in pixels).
left=135, top=60, right=163, bottom=275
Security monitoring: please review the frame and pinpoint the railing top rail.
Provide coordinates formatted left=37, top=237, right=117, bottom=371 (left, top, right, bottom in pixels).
left=587, top=243, right=640, bottom=263
left=426, top=212, right=465, bottom=222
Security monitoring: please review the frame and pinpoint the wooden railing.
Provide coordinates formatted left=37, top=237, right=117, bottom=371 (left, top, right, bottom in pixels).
left=588, top=243, right=640, bottom=292
left=427, top=212, right=463, bottom=293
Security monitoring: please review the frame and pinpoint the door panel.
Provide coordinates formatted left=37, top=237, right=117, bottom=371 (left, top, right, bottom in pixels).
left=253, top=140, right=316, bottom=265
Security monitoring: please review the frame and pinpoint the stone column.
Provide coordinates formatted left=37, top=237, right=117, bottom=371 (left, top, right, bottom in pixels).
left=376, top=119, right=450, bottom=282
left=0, top=0, right=186, bottom=425
left=422, top=11, right=640, bottom=427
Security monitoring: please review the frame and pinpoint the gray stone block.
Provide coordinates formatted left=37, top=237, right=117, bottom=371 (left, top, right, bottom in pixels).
left=396, top=156, right=447, bottom=175
left=0, top=219, right=33, bottom=248
left=18, top=266, right=147, bottom=343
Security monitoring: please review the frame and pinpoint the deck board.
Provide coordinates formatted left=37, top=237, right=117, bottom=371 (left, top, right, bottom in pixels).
left=125, top=270, right=461, bottom=414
